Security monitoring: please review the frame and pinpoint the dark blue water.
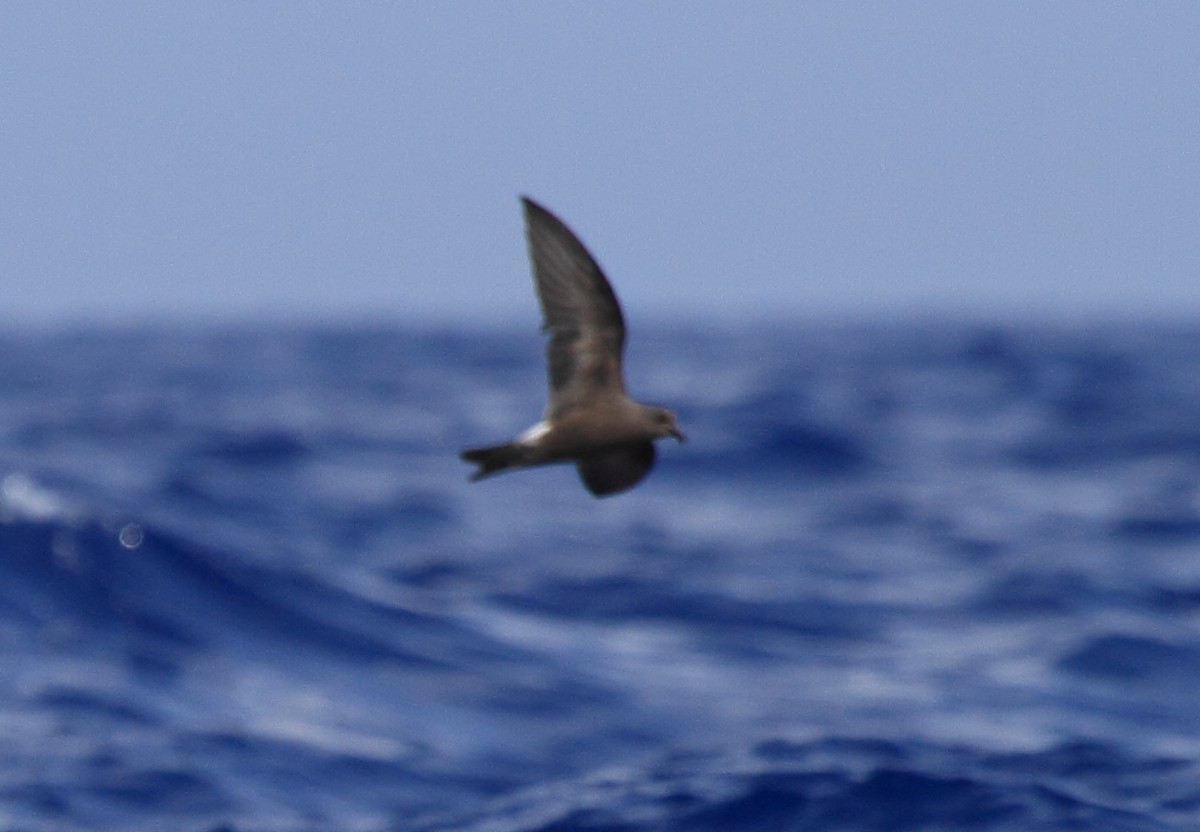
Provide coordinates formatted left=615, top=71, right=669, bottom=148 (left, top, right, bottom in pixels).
left=3, top=321, right=1200, bottom=831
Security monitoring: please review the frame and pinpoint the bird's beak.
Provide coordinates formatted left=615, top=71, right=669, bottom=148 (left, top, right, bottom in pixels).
left=670, top=428, right=685, bottom=443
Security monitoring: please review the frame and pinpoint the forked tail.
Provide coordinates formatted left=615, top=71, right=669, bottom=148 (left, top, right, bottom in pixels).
left=460, top=443, right=530, bottom=481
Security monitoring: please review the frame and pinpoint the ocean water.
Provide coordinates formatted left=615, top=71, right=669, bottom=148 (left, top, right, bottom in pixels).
left=2, top=321, right=1200, bottom=831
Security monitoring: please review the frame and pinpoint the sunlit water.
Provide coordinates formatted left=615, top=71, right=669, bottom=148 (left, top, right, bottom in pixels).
left=2, top=321, right=1199, bottom=831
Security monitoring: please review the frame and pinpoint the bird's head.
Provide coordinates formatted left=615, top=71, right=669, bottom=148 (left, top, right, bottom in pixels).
left=647, top=406, right=685, bottom=443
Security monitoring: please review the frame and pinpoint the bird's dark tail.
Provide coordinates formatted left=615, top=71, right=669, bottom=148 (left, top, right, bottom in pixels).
left=460, top=443, right=531, bottom=481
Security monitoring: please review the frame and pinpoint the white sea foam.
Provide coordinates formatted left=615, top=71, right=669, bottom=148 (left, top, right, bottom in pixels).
left=0, top=473, right=67, bottom=522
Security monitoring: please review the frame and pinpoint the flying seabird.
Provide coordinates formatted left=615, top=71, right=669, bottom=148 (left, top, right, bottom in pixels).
left=460, top=197, right=684, bottom=497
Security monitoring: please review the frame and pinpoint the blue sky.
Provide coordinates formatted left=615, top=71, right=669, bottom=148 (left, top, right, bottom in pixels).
left=2, top=3, right=1197, bottom=328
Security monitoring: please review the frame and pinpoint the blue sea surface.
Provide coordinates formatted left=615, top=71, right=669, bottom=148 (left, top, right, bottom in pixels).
left=2, top=321, right=1200, bottom=831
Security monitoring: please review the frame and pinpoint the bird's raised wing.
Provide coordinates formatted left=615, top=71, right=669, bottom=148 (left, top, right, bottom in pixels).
left=522, top=197, right=626, bottom=418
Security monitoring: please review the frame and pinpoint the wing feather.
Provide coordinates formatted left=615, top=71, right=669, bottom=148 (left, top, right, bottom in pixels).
left=576, top=443, right=656, bottom=496
left=522, top=197, right=627, bottom=417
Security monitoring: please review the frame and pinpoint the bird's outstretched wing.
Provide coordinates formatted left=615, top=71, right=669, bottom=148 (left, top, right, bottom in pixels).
left=576, top=443, right=656, bottom=496
left=522, top=197, right=626, bottom=418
